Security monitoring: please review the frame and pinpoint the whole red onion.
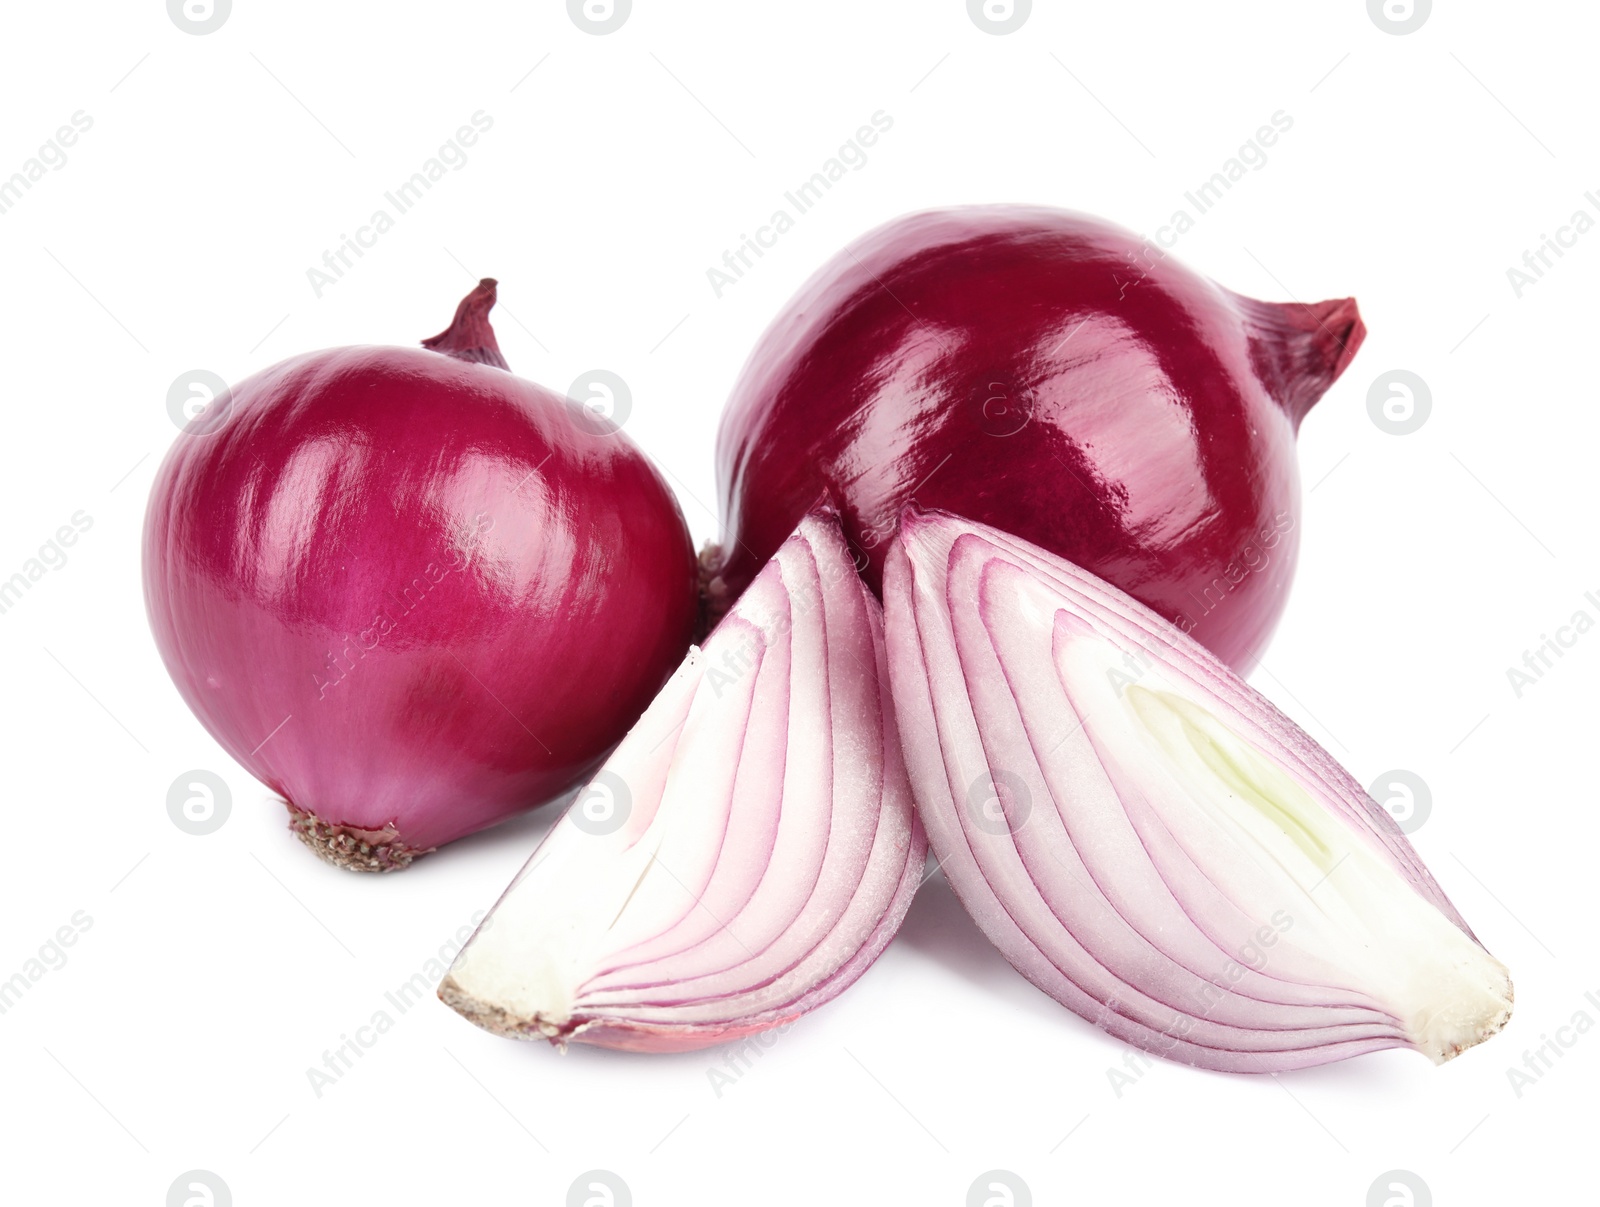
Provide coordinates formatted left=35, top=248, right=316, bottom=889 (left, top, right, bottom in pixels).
left=711, top=206, right=1366, bottom=668
left=144, top=281, right=697, bottom=870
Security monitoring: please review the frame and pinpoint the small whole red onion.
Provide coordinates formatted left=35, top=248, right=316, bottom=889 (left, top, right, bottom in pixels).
left=711, top=206, right=1366, bottom=668
left=144, top=280, right=697, bottom=870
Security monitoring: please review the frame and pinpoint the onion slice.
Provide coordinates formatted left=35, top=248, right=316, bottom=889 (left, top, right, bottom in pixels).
left=884, top=508, right=1512, bottom=1072
left=440, top=513, right=926, bottom=1052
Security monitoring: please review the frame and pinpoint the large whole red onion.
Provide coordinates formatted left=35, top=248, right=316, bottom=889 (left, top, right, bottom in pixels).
left=711, top=206, right=1366, bottom=668
left=144, top=281, right=697, bottom=870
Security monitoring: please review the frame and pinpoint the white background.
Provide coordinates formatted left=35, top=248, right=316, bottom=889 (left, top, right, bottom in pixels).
left=0, top=1, right=1592, bottom=1203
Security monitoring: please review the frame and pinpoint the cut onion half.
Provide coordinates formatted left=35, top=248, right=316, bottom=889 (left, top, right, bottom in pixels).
left=440, top=512, right=926, bottom=1052
left=884, top=507, right=1512, bottom=1072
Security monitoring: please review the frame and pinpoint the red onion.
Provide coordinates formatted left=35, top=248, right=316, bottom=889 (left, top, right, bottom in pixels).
left=143, top=281, right=697, bottom=870
left=884, top=508, right=1512, bottom=1072
left=440, top=512, right=926, bottom=1051
left=711, top=206, right=1365, bottom=669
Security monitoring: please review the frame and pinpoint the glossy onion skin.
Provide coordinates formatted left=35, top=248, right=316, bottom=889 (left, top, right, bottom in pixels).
left=714, top=206, right=1365, bottom=669
left=144, top=344, right=697, bottom=855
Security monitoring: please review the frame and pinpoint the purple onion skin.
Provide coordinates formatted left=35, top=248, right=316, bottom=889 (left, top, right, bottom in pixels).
left=714, top=206, right=1366, bottom=669
left=144, top=287, right=697, bottom=859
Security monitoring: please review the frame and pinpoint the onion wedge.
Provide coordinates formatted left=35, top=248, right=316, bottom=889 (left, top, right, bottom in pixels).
left=884, top=507, right=1512, bottom=1072
left=440, top=513, right=926, bottom=1052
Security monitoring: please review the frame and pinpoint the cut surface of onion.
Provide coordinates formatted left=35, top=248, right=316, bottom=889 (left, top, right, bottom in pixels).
left=884, top=508, right=1512, bottom=1072
left=440, top=513, right=926, bottom=1052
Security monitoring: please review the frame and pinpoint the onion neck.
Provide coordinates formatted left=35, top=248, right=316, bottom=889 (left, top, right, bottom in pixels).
left=421, top=278, right=510, bottom=370
left=1229, top=292, right=1366, bottom=433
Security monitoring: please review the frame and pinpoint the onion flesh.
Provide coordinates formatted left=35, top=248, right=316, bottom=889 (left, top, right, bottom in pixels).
left=884, top=507, right=1512, bottom=1072
left=439, top=512, right=926, bottom=1052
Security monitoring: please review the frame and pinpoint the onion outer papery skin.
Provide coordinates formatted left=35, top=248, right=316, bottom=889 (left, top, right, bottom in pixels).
left=711, top=205, right=1367, bottom=670
left=142, top=281, right=698, bottom=868
left=883, top=508, right=1512, bottom=1072
left=439, top=513, right=927, bottom=1052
